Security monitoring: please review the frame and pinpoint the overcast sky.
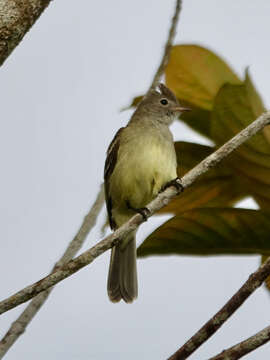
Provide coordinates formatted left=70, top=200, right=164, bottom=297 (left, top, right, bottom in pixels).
left=1, top=1, right=270, bottom=359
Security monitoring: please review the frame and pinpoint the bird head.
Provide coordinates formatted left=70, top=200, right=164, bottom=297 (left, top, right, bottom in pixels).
left=136, top=83, right=190, bottom=125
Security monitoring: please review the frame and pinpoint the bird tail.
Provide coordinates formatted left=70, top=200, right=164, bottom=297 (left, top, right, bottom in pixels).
left=107, top=232, right=138, bottom=303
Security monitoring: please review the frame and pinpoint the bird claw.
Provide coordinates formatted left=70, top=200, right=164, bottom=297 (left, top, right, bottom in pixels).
left=160, top=177, right=184, bottom=194
left=136, top=207, right=151, bottom=221
left=126, top=201, right=151, bottom=221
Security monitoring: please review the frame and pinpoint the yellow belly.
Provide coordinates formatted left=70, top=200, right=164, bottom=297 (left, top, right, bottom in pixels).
left=109, top=135, right=177, bottom=212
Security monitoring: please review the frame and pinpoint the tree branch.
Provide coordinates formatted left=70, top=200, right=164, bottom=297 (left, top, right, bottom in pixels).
left=0, top=185, right=104, bottom=358
left=148, top=0, right=182, bottom=92
left=0, top=0, right=51, bottom=66
left=167, top=188, right=270, bottom=360
left=208, top=325, right=270, bottom=360
left=0, top=111, right=269, bottom=316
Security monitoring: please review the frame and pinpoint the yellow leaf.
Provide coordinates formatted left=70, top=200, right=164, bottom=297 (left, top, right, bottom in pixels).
left=211, top=83, right=270, bottom=200
left=165, top=45, right=241, bottom=111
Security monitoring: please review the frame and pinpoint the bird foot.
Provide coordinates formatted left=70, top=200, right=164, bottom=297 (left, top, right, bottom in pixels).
left=126, top=201, right=150, bottom=221
left=160, top=177, right=184, bottom=194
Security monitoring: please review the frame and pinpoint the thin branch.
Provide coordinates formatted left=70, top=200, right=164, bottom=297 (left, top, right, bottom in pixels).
left=148, top=0, right=182, bottom=92
left=0, top=111, right=269, bottom=316
left=208, top=325, right=270, bottom=360
left=0, top=185, right=105, bottom=359
left=0, top=0, right=51, bottom=66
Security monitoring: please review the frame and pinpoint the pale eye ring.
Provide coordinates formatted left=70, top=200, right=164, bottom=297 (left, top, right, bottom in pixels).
left=160, top=98, right=168, bottom=105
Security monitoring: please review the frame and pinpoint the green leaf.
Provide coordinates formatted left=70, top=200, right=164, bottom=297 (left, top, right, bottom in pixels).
left=165, top=44, right=241, bottom=111
left=159, top=142, right=245, bottom=214
left=245, top=69, right=270, bottom=146
left=244, top=73, right=270, bottom=288
left=137, top=208, right=270, bottom=258
left=211, top=83, right=268, bottom=150
left=245, top=69, right=265, bottom=118
left=211, top=83, right=270, bottom=200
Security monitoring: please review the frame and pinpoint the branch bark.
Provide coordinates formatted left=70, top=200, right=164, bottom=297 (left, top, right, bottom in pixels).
left=0, top=185, right=104, bottom=358
left=0, top=111, right=269, bottom=316
left=208, top=325, right=270, bottom=360
left=0, top=0, right=51, bottom=66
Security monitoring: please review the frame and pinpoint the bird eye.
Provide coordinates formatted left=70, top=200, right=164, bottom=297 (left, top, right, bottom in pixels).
left=160, top=98, right=168, bottom=105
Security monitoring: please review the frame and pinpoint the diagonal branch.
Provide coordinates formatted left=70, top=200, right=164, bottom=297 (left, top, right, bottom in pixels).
left=0, top=185, right=104, bottom=358
left=0, top=0, right=52, bottom=66
left=168, top=255, right=270, bottom=360
left=148, top=0, right=182, bottom=91
left=0, top=111, right=269, bottom=316
left=208, top=324, right=270, bottom=360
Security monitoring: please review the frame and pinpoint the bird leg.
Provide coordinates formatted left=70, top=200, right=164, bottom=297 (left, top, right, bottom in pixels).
left=126, top=201, right=150, bottom=221
left=160, top=177, right=184, bottom=194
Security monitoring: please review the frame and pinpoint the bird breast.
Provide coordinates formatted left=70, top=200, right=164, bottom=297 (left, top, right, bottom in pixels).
left=110, top=127, right=177, bottom=209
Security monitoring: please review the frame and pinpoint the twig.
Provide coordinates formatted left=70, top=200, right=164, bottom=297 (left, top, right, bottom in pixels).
left=0, top=111, right=269, bottom=316
left=0, top=185, right=105, bottom=359
left=0, top=0, right=51, bottom=66
left=208, top=325, right=270, bottom=360
left=148, top=0, right=182, bottom=92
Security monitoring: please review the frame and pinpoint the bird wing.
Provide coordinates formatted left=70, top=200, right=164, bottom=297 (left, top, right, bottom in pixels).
left=104, top=127, right=125, bottom=230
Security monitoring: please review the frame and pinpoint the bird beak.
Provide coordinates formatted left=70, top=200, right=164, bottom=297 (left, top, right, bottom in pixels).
left=171, top=106, right=191, bottom=112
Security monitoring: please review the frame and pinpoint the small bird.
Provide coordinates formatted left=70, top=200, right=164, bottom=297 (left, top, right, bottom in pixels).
left=104, top=84, right=189, bottom=303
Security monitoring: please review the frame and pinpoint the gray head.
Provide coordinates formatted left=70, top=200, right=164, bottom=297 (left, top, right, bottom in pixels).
left=133, top=83, right=190, bottom=125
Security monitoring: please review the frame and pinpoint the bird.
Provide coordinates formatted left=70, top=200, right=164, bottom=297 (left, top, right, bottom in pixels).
left=104, top=83, right=190, bottom=303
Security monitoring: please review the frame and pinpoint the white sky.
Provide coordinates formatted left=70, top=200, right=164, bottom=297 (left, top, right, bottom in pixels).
left=1, top=1, right=270, bottom=359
